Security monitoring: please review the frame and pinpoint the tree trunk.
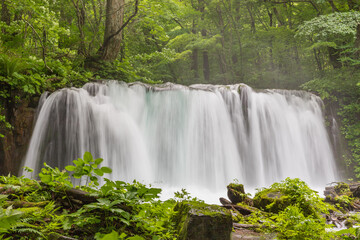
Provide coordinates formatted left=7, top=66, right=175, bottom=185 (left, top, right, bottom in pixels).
left=347, top=0, right=355, bottom=10
left=268, top=8, right=274, bottom=72
left=355, top=24, right=360, bottom=49
left=191, top=48, right=199, bottom=79
left=327, top=0, right=339, bottom=12
left=1, top=0, right=10, bottom=25
left=313, top=49, right=322, bottom=71
left=355, top=24, right=360, bottom=62
left=215, top=5, right=228, bottom=83
left=101, top=0, right=125, bottom=61
left=191, top=24, right=199, bottom=79
left=198, top=0, right=210, bottom=82
left=247, top=5, right=256, bottom=34
left=328, top=47, right=342, bottom=69
left=273, top=7, right=285, bottom=26
left=202, top=48, right=210, bottom=82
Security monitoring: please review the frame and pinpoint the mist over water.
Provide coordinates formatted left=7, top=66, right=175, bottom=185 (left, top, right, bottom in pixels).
left=22, top=81, right=338, bottom=202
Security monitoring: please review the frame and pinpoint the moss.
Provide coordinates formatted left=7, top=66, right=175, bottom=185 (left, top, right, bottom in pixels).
left=236, top=202, right=260, bottom=213
left=253, top=189, right=291, bottom=213
left=227, top=183, right=244, bottom=193
left=227, top=183, right=246, bottom=204
left=172, top=201, right=232, bottom=240
left=334, top=195, right=353, bottom=212
left=334, top=182, right=351, bottom=195
left=345, top=219, right=354, bottom=228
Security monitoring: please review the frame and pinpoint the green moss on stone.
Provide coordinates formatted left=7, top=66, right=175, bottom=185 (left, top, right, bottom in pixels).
left=253, top=189, right=291, bottom=213
left=334, top=182, right=351, bottom=195
left=227, top=183, right=246, bottom=204
left=172, top=201, right=232, bottom=240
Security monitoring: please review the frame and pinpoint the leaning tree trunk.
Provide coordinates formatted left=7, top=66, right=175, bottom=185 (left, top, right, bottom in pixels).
left=101, top=0, right=125, bottom=61
left=355, top=24, right=360, bottom=63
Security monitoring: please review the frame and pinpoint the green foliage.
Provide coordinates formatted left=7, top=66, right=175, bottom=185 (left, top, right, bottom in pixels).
left=132, top=200, right=176, bottom=239
left=254, top=178, right=333, bottom=217
left=39, top=163, right=73, bottom=189
left=297, top=12, right=360, bottom=44
left=65, top=151, right=112, bottom=187
left=236, top=179, right=339, bottom=239
left=63, top=197, right=131, bottom=233
left=334, top=227, right=360, bottom=239
left=95, top=230, right=127, bottom=240
left=62, top=178, right=172, bottom=239
left=3, top=154, right=178, bottom=239
left=0, top=206, right=23, bottom=234
left=97, top=179, right=161, bottom=204
left=302, top=69, right=360, bottom=179
left=273, top=205, right=331, bottom=239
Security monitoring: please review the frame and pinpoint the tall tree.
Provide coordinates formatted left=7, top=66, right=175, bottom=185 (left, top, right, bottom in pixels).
left=99, top=0, right=139, bottom=61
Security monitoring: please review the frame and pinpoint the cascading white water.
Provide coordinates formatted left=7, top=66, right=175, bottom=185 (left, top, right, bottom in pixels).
left=22, top=81, right=338, bottom=202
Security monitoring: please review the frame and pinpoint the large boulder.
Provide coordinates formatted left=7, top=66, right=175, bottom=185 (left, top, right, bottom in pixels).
left=253, top=189, right=291, bottom=213
left=173, top=201, right=232, bottom=240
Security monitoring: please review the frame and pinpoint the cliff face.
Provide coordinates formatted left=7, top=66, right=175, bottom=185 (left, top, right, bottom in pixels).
left=323, top=98, right=351, bottom=178
left=0, top=100, right=36, bottom=175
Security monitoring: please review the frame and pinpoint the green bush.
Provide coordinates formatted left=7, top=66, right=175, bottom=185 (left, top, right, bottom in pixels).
left=254, top=178, right=332, bottom=217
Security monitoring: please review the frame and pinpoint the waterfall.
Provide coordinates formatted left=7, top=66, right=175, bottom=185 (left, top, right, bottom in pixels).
left=22, top=81, right=338, bottom=201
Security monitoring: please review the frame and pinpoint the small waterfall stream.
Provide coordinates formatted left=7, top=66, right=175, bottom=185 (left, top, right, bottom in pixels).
left=22, top=81, right=338, bottom=202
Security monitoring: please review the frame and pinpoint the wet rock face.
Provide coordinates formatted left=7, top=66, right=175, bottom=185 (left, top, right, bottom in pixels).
left=173, top=201, right=232, bottom=240
left=0, top=101, right=36, bottom=175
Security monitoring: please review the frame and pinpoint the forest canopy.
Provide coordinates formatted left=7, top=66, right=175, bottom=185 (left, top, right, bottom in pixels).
left=0, top=0, right=359, bottom=87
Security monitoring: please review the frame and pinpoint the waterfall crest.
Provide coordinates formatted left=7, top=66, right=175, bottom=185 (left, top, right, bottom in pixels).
left=22, top=81, right=338, bottom=198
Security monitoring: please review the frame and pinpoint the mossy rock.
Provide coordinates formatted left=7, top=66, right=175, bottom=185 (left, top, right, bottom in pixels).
left=334, top=183, right=351, bottom=196
left=173, top=201, right=232, bottom=240
left=227, top=183, right=246, bottom=204
left=253, top=189, right=291, bottom=213
left=236, top=202, right=259, bottom=213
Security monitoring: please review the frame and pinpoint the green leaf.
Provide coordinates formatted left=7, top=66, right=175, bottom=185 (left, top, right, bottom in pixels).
left=65, top=165, right=76, bottom=171
left=90, top=176, right=98, bottom=182
left=83, top=152, right=93, bottom=164
left=95, top=158, right=103, bottom=165
left=23, top=166, right=33, bottom=173
left=94, top=168, right=104, bottom=176
left=40, top=175, right=52, bottom=183
left=127, top=236, right=145, bottom=240
left=100, top=167, right=112, bottom=174
left=97, top=198, right=111, bottom=205
left=73, top=159, right=84, bottom=166
left=100, top=230, right=119, bottom=240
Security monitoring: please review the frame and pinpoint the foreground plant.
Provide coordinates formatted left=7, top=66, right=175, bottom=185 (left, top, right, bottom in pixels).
left=0, top=152, right=179, bottom=239
left=232, top=178, right=340, bottom=239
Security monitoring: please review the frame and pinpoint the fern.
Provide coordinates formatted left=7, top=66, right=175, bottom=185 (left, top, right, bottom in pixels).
left=11, top=227, right=46, bottom=239
left=19, top=217, right=36, bottom=224
left=0, top=55, right=25, bottom=77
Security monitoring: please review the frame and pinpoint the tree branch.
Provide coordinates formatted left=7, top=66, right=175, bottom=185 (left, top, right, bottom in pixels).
left=23, top=19, right=52, bottom=72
